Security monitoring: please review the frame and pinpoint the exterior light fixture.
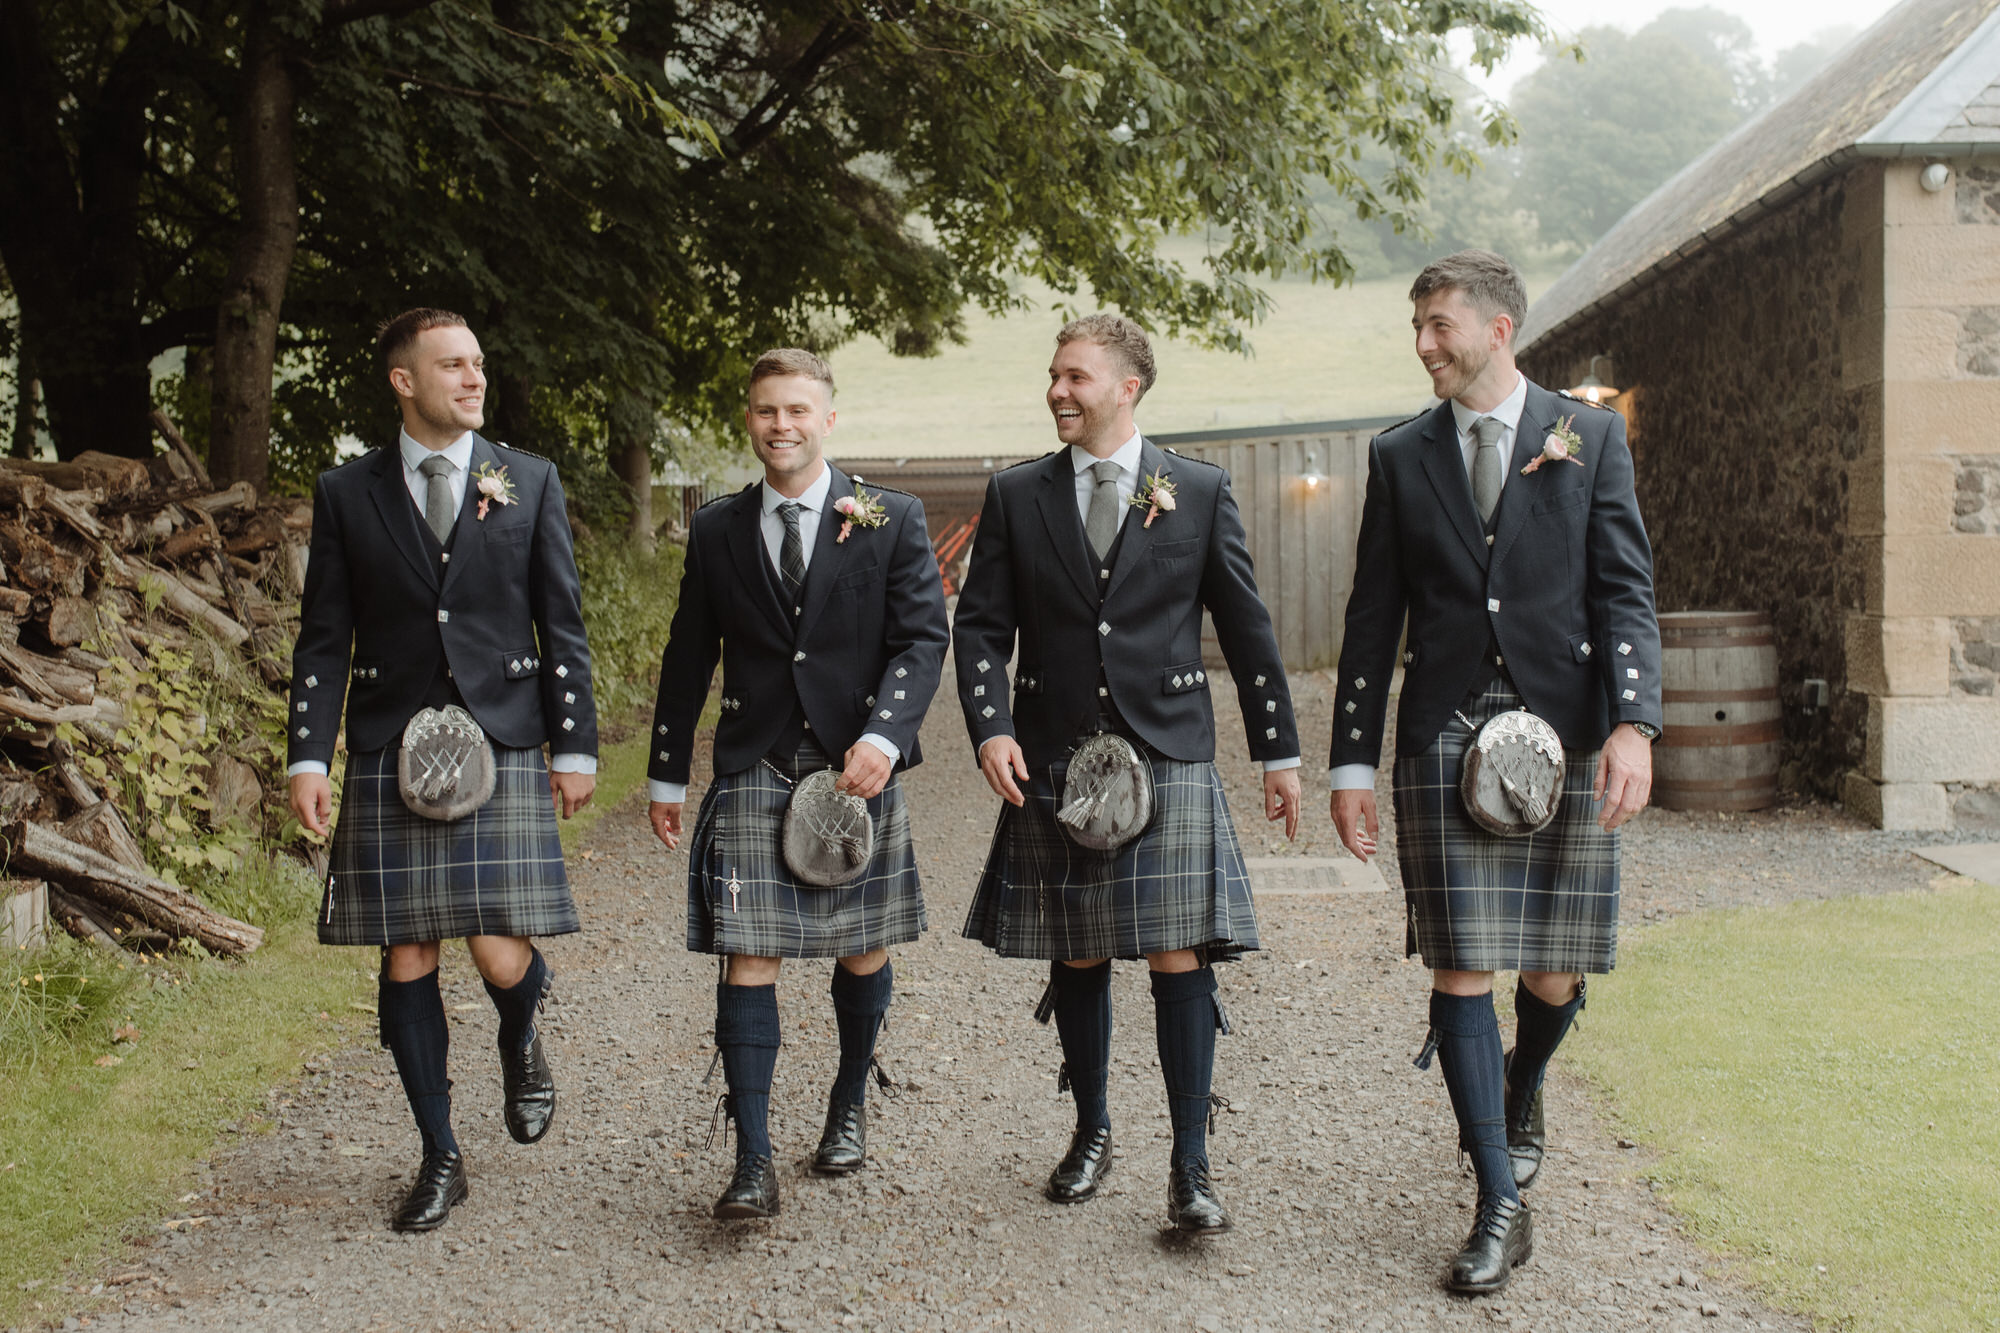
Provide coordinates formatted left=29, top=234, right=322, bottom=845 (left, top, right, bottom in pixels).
left=1572, top=354, right=1619, bottom=404
left=1299, top=448, right=1326, bottom=491
left=1921, top=162, right=1952, bottom=193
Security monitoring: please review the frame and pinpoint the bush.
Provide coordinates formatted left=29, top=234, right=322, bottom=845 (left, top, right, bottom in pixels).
left=573, top=536, right=684, bottom=726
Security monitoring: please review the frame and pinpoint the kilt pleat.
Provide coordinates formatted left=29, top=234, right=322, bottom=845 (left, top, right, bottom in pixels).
left=1393, top=680, right=1619, bottom=974
left=320, top=744, right=576, bottom=946
left=962, top=749, right=1259, bottom=962
left=687, top=737, right=926, bottom=958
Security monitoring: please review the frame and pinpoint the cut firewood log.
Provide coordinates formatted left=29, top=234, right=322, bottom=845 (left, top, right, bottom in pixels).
left=150, top=410, right=212, bottom=491
left=49, top=739, right=101, bottom=808
left=59, top=646, right=111, bottom=673
left=47, top=884, right=121, bottom=950
left=224, top=510, right=286, bottom=557
left=0, top=589, right=28, bottom=618
left=0, top=452, right=149, bottom=503
left=44, top=594, right=96, bottom=649
left=102, top=552, right=249, bottom=647
left=61, top=800, right=150, bottom=873
left=40, top=488, right=106, bottom=542
left=157, top=527, right=213, bottom=564
left=4, top=820, right=263, bottom=955
left=0, top=475, right=48, bottom=511
left=0, top=778, right=51, bottom=824
left=0, top=688, right=119, bottom=729
left=0, top=523, right=77, bottom=593
left=188, top=482, right=257, bottom=518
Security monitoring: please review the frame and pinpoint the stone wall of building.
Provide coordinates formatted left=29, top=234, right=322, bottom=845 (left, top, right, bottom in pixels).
left=1521, top=166, right=1882, bottom=800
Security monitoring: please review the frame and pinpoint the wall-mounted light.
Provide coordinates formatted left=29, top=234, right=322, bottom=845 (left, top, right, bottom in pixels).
left=1571, top=354, right=1619, bottom=404
left=1298, top=448, right=1326, bottom=491
left=1921, top=162, right=1952, bottom=193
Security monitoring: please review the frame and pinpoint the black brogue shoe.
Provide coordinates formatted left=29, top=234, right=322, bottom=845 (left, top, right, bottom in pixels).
left=713, top=1154, right=781, bottom=1220
left=1446, top=1193, right=1534, bottom=1294
left=502, top=1026, right=557, bottom=1145
left=812, top=1101, right=868, bottom=1175
left=391, top=1149, right=468, bottom=1232
left=1166, top=1157, right=1232, bottom=1233
left=1044, top=1126, right=1114, bottom=1203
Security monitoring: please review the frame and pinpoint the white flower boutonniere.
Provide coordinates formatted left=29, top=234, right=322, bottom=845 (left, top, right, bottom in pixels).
left=473, top=461, right=518, bottom=519
left=832, top=482, right=888, bottom=543
left=1521, top=416, right=1586, bottom=475
left=1128, top=469, right=1177, bottom=528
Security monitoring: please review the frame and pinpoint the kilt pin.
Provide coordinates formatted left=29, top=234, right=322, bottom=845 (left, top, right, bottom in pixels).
left=287, top=428, right=599, bottom=1231
left=1330, top=376, right=1661, bottom=1286
left=649, top=461, right=948, bottom=1214
left=953, top=436, right=1299, bottom=1231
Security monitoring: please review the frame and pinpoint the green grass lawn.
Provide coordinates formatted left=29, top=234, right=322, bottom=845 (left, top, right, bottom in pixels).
left=824, top=245, right=1565, bottom=460
left=1569, top=876, right=2000, bottom=1332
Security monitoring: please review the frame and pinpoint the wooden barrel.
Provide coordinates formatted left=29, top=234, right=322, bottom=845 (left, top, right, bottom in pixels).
left=1653, top=611, right=1781, bottom=811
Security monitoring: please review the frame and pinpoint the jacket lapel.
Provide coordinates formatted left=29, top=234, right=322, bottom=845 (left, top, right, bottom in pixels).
left=1101, top=438, right=1168, bottom=602
left=439, top=434, right=496, bottom=600
left=1033, top=449, right=1101, bottom=608
left=793, top=465, right=854, bottom=644
left=1489, top=381, right=1561, bottom=568
left=1415, top=401, right=1490, bottom=571
left=368, top=442, right=442, bottom=591
left=724, top=482, right=794, bottom=639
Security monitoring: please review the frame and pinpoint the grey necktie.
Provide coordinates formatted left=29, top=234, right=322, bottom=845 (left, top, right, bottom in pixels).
left=418, top=454, right=455, bottom=543
left=777, top=501, right=807, bottom=602
left=1084, top=459, right=1122, bottom=560
left=1470, top=416, right=1505, bottom=525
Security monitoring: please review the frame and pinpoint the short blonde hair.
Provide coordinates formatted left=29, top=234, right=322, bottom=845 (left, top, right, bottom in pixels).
left=749, top=347, right=835, bottom=394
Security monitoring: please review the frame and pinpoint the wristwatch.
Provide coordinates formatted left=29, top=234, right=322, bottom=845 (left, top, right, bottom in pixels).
left=1628, top=721, right=1661, bottom=742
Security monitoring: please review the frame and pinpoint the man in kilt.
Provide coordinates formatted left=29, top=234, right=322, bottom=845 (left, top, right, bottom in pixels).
left=648, top=348, right=947, bottom=1220
left=954, top=315, right=1304, bottom=1233
left=288, top=308, right=597, bottom=1232
left=1329, top=250, right=1660, bottom=1293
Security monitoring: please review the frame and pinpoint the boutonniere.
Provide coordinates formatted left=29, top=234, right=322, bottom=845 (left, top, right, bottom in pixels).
left=1521, top=416, right=1586, bottom=475
left=832, top=482, right=888, bottom=543
left=473, top=461, right=518, bottom=519
left=1127, top=469, right=1177, bottom=528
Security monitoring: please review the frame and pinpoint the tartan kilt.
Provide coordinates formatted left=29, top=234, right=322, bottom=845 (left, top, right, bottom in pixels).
left=320, top=743, right=576, bottom=947
left=963, top=746, right=1259, bottom=962
left=686, top=736, right=926, bottom=958
left=1393, top=680, right=1620, bottom=974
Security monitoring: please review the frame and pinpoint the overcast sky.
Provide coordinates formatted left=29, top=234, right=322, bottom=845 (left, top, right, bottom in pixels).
left=1466, top=0, right=1906, bottom=97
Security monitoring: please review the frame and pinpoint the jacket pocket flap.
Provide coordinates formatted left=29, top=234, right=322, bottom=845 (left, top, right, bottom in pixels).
left=1161, top=662, right=1208, bottom=693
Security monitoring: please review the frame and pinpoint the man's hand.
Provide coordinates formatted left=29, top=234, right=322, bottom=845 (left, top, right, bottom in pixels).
left=1593, top=723, right=1653, bottom=830
left=838, top=741, right=894, bottom=799
left=1330, top=787, right=1379, bottom=862
left=978, top=735, right=1030, bottom=807
left=290, top=772, right=333, bottom=837
left=649, top=801, right=684, bottom=850
left=550, top=769, right=595, bottom=820
left=1263, top=767, right=1303, bottom=840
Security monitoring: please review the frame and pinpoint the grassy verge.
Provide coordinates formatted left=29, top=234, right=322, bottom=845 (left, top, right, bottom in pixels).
left=0, top=858, right=373, bottom=1329
left=1567, top=876, right=2000, bottom=1333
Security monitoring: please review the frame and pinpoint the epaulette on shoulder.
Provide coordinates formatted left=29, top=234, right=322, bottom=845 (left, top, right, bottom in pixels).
left=494, top=440, right=553, bottom=461
left=1375, top=408, right=1431, bottom=436
left=693, top=491, right=735, bottom=513
left=326, top=449, right=377, bottom=472
left=1555, top=389, right=1619, bottom=414
left=1161, top=446, right=1222, bottom=470
left=997, top=451, right=1058, bottom=473
left=848, top=477, right=919, bottom=501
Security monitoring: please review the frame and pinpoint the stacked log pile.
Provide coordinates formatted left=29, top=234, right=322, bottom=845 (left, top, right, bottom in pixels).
left=0, top=414, right=312, bottom=957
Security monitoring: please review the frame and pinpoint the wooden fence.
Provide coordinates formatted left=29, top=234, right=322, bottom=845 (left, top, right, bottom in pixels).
left=1155, top=414, right=1411, bottom=671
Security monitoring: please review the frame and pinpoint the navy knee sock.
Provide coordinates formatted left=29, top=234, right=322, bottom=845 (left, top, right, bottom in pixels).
left=1050, top=961, right=1113, bottom=1131
left=1426, top=989, right=1517, bottom=1204
left=379, top=968, right=457, bottom=1156
left=1152, top=966, right=1220, bottom=1166
left=482, top=947, right=549, bottom=1053
left=715, top=983, right=781, bottom=1160
left=1508, top=976, right=1584, bottom=1095
left=829, top=960, right=893, bottom=1107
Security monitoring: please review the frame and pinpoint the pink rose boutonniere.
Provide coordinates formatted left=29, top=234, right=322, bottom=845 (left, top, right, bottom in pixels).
left=473, top=461, right=518, bottom=519
left=1127, top=469, right=1177, bottom=528
left=832, top=481, right=889, bottom=543
left=1521, top=416, right=1586, bottom=475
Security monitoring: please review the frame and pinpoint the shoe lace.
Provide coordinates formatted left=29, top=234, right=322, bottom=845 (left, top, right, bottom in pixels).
left=1472, top=1193, right=1519, bottom=1239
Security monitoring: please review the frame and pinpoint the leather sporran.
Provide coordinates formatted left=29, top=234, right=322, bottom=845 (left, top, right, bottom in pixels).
left=1458, top=708, right=1566, bottom=838
left=780, top=768, right=874, bottom=887
left=397, top=705, right=498, bottom=821
left=1056, top=733, right=1155, bottom=853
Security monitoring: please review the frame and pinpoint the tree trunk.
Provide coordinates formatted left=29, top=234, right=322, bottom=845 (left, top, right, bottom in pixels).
left=208, top=4, right=298, bottom=495
left=610, top=393, right=655, bottom=551
left=10, top=337, right=37, bottom=459
left=489, top=369, right=536, bottom=452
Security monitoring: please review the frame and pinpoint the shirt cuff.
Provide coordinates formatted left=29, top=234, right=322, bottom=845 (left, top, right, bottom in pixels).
left=1262, top=757, right=1301, bottom=772
left=978, top=733, right=1015, bottom=755
left=1329, top=762, right=1376, bottom=791
left=650, top=780, right=688, bottom=804
left=287, top=761, right=329, bottom=779
left=549, top=753, right=597, bottom=775
left=857, top=733, right=902, bottom=767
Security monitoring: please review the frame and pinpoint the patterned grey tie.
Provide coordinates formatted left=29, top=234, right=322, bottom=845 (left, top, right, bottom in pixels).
left=1084, top=459, right=1122, bottom=560
left=418, top=454, right=455, bottom=543
left=1470, top=416, right=1505, bottom=525
left=777, top=501, right=807, bottom=602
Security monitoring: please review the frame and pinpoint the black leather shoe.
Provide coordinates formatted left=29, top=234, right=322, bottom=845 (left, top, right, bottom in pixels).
left=391, top=1149, right=468, bottom=1232
left=812, top=1101, right=867, bottom=1175
left=713, top=1154, right=780, bottom=1220
left=501, top=1027, right=557, bottom=1145
left=1166, top=1157, right=1231, bottom=1233
left=1044, top=1126, right=1114, bottom=1203
left=1505, top=1075, right=1546, bottom=1191
left=1446, top=1193, right=1533, bottom=1294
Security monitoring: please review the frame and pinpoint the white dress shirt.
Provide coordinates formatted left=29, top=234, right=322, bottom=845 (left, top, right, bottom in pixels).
left=1329, top=373, right=1527, bottom=791
left=288, top=429, right=596, bottom=779
left=650, top=463, right=899, bottom=804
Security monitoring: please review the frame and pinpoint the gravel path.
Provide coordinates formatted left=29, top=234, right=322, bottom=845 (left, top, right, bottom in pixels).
left=45, top=661, right=1954, bottom=1333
